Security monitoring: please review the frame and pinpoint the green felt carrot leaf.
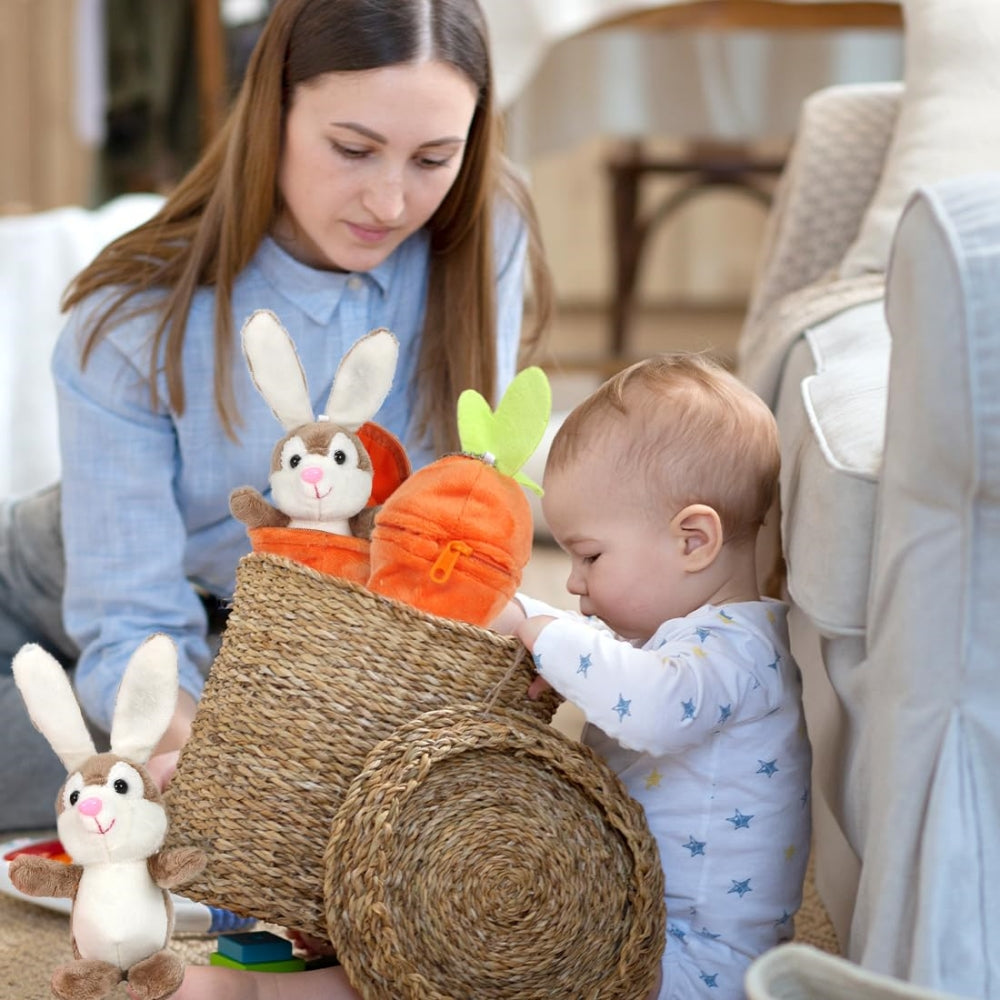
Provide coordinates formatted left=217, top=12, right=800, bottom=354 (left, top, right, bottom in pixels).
left=457, top=366, right=551, bottom=496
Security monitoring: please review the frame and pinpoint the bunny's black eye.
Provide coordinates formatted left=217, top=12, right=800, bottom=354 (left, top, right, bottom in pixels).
left=69, top=790, right=80, bottom=806
left=113, top=779, right=129, bottom=795
left=333, top=450, right=347, bottom=465
left=289, top=454, right=302, bottom=469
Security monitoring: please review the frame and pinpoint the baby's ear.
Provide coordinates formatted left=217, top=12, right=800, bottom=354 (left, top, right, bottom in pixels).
left=670, top=504, right=723, bottom=571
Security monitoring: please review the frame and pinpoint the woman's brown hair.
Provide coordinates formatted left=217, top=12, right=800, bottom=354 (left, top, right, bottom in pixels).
left=63, top=0, right=552, bottom=452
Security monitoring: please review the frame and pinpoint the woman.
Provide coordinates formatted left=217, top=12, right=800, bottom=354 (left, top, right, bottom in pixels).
left=0, top=0, right=552, bottom=831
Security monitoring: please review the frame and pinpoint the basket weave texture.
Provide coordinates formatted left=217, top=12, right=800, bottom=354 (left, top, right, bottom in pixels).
left=325, top=705, right=666, bottom=1000
left=165, top=552, right=559, bottom=938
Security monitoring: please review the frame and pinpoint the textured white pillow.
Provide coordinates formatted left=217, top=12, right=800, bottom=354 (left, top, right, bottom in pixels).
left=839, top=0, right=1000, bottom=277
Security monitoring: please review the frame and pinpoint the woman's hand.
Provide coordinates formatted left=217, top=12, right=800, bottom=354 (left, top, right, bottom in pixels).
left=146, top=749, right=180, bottom=792
left=144, top=689, right=196, bottom=792
left=155, top=688, right=197, bottom=755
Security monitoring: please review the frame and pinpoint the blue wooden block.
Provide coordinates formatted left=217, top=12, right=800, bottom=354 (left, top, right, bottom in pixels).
left=217, top=930, right=293, bottom=964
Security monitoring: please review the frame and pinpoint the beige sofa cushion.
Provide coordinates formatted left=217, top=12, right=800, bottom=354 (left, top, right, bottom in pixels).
left=776, top=300, right=888, bottom=636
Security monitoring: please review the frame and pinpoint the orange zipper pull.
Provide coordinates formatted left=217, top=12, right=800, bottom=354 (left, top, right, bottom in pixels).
left=429, top=540, right=474, bottom=584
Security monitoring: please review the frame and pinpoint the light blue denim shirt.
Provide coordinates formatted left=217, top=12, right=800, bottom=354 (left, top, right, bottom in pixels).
left=52, top=204, right=528, bottom=730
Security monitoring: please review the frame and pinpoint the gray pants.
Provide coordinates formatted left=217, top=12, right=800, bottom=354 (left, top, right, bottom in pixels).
left=0, top=484, right=79, bottom=830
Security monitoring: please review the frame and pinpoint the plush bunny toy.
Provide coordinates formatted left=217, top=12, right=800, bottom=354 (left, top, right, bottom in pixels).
left=8, top=635, right=207, bottom=1000
left=229, top=309, right=400, bottom=539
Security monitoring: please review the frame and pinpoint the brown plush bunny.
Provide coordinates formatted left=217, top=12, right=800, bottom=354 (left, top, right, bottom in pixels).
left=8, top=635, right=207, bottom=1000
left=229, top=309, right=400, bottom=540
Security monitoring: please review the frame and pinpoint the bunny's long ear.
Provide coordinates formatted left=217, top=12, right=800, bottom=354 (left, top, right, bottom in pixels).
left=110, top=634, right=179, bottom=765
left=324, top=328, right=399, bottom=431
left=12, top=644, right=96, bottom=773
left=241, top=309, right=315, bottom=431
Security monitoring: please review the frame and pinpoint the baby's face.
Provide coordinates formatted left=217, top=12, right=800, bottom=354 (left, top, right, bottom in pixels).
left=541, top=457, right=692, bottom=642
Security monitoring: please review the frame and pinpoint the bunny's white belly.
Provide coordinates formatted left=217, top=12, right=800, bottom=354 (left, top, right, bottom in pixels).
left=73, top=863, right=168, bottom=969
left=288, top=516, right=351, bottom=534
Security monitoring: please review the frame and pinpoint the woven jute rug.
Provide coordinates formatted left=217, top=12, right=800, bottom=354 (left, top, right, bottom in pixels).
left=0, top=835, right=839, bottom=1000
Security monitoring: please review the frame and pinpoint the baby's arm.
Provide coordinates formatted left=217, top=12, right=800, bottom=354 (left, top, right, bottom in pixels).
left=491, top=591, right=583, bottom=635
left=516, top=614, right=557, bottom=700
left=522, top=617, right=761, bottom=755
left=515, top=599, right=607, bottom=699
left=171, top=963, right=360, bottom=1000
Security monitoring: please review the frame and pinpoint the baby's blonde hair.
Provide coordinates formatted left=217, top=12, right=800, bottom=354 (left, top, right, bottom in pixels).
left=547, top=354, right=780, bottom=546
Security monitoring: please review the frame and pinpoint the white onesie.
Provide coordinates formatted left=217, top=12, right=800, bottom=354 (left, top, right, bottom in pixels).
left=520, top=596, right=812, bottom=1000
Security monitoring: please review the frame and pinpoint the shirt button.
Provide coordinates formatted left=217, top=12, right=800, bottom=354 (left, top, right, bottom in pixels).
left=347, top=275, right=363, bottom=292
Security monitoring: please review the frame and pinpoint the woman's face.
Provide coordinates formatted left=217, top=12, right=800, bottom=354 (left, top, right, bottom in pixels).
left=275, top=60, right=479, bottom=272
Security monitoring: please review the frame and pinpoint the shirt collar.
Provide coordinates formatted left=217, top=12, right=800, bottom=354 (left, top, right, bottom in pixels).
left=253, top=235, right=397, bottom=325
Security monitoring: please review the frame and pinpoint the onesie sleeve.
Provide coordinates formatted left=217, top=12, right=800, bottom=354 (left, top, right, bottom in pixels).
left=531, top=617, right=777, bottom=755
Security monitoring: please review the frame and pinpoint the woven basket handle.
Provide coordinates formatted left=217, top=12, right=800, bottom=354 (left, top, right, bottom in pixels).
left=482, top=646, right=529, bottom=715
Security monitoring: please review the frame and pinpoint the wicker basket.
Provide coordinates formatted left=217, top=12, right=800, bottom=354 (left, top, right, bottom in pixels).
left=325, top=704, right=666, bottom=1000
left=165, top=552, right=559, bottom=937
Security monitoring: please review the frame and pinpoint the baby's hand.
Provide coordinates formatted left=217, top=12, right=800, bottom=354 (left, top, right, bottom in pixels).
left=527, top=674, right=553, bottom=701
left=515, top=615, right=556, bottom=701
left=490, top=598, right=527, bottom=635
left=287, top=928, right=338, bottom=959
left=514, top=614, right=555, bottom=652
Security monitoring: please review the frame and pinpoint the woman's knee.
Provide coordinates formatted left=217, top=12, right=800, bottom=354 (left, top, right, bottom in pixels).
left=0, top=484, right=77, bottom=664
left=0, top=671, right=66, bottom=829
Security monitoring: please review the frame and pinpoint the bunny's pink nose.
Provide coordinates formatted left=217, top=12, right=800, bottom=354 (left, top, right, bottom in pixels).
left=301, top=466, right=323, bottom=485
left=77, top=797, right=103, bottom=817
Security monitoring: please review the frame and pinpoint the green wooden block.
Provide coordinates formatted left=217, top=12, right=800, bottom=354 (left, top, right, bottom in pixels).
left=210, top=952, right=306, bottom=973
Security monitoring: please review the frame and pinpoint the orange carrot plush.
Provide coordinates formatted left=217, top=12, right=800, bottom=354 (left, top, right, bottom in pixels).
left=367, top=367, right=551, bottom=625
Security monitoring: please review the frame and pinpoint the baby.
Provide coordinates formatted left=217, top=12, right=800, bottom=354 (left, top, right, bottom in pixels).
left=504, top=353, right=811, bottom=999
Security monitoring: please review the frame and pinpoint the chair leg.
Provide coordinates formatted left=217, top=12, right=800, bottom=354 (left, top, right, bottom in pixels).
left=608, top=140, right=646, bottom=359
left=605, top=139, right=784, bottom=360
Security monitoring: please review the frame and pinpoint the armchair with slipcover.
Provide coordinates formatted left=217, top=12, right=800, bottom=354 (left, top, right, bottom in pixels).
left=737, top=68, right=1000, bottom=1000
